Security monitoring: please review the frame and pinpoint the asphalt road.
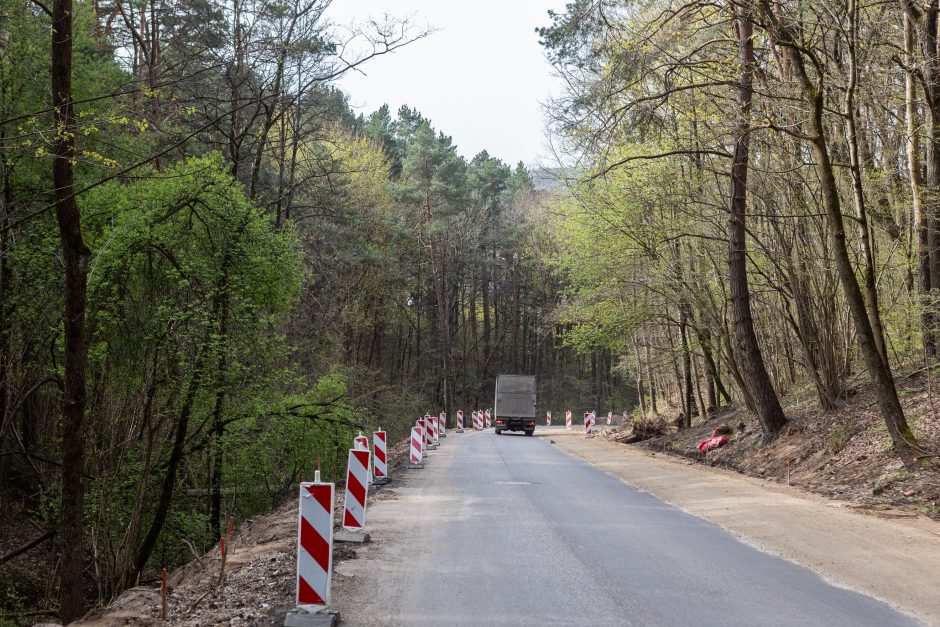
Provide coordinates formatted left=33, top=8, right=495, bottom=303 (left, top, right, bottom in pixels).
left=332, top=429, right=918, bottom=626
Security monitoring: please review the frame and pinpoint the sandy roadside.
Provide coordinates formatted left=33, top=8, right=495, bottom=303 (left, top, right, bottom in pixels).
left=546, top=430, right=940, bottom=625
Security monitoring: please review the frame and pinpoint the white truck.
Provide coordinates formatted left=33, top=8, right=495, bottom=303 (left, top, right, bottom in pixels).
left=493, top=374, right=537, bottom=436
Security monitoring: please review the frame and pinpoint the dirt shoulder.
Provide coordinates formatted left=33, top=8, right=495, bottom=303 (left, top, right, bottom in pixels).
left=75, top=438, right=411, bottom=626
left=546, top=430, right=940, bottom=626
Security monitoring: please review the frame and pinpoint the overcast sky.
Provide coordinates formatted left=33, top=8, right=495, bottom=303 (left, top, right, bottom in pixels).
left=325, top=1, right=567, bottom=168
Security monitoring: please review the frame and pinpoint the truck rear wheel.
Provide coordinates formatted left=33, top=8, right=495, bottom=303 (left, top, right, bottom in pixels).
left=524, top=429, right=534, bottom=436
left=495, top=428, right=502, bottom=435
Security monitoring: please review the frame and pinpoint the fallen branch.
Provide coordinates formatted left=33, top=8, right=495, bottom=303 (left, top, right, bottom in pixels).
left=180, top=538, right=205, bottom=570
left=0, top=529, right=56, bottom=566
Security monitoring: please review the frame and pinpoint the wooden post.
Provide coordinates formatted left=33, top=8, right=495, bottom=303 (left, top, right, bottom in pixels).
left=225, top=517, right=234, bottom=554
left=161, top=567, right=167, bottom=619
left=217, top=537, right=226, bottom=587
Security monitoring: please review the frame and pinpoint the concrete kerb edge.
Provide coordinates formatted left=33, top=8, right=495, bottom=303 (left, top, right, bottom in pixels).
left=334, top=530, right=370, bottom=543
left=284, top=607, right=339, bottom=627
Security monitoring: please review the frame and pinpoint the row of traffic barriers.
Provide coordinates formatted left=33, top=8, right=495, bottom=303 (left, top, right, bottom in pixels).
left=286, top=406, right=625, bottom=624
left=286, top=411, right=453, bottom=625
left=287, top=427, right=389, bottom=626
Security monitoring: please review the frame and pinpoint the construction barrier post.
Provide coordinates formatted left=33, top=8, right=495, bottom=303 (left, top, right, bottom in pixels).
left=373, top=430, right=388, bottom=484
left=565, top=410, right=572, bottom=430
left=407, top=426, right=424, bottom=469
left=584, top=412, right=595, bottom=438
left=428, top=415, right=439, bottom=449
left=456, top=410, right=464, bottom=433
left=287, top=470, right=338, bottom=626
left=607, top=411, right=613, bottom=426
left=439, top=412, right=447, bottom=438
left=336, top=448, right=370, bottom=543
left=484, top=409, right=492, bottom=429
left=418, top=418, right=430, bottom=453
left=353, top=432, right=372, bottom=484
left=546, top=411, right=552, bottom=426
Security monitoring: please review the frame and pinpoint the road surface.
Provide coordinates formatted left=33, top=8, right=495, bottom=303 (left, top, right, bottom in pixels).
left=331, top=429, right=917, bottom=626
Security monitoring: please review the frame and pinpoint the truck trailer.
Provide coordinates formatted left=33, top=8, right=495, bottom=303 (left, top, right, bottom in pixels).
left=493, top=374, right=537, bottom=436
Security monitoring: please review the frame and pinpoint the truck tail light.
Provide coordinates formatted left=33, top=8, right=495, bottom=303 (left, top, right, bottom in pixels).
left=496, top=419, right=505, bottom=425
left=527, top=421, right=536, bottom=426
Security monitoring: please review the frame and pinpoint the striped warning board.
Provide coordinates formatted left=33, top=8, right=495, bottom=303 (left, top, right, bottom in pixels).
left=354, top=433, right=368, bottom=450
left=473, top=410, right=483, bottom=430
left=439, top=412, right=447, bottom=437
left=373, top=430, right=387, bottom=480
left=296, top=480, right=334, bottom=607
left=484, top=409, right=492, bottom=429
left=342, top=449, right=370, bottom=531
left=607, top=411, right=613, bottom=426
left=419, top=418, right=430, bottom=450
left=354, top=432, right=372, bottom=483
left=430, top=415, right=439, bottom=444
left=565, top=410, right=572, bottom=430
left=456, top=410, right=464, bottom=432
left=409, top=426, right=424, bottom=465
left=546, top=411, right=552, bottom=426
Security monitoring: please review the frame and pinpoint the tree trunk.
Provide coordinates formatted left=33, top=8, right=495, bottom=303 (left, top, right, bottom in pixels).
left=728, top=2, right=788, bottom=441
left=644, top=338, right=658, bottom=415
left=132, top=338, right=209, bottom=580
left=632, top=334, right=646, bottom=416
left=764, top=0, right=924, bottom=466
left=844, top=0, right=888, bottom=369
left=905, top=10, right=934, bottom=355
left=679, top=306, right=693, bottom=427
left=52, top=0, right=92, bottom=619
left=922, top=0, right=940, bottom=358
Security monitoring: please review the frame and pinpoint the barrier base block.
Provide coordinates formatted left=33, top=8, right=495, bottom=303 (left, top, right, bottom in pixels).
left=585, top=434, right=595, bottom=439
left=456, top=428, right=464, bottom=433
left=335, top=530, right=370, bottom=543
left=440, top=433, right=447, bottom=438
left=406, top=462, right=424, bottom=469
left=372, top=476, right=390, bottom=485
left=284, top=608, right=339, bottom=627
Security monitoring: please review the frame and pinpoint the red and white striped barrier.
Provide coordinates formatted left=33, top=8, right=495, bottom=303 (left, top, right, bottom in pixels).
left=439, top=412, right=447, bottom=437
left=584, top=412, right=594, bottom=438
left=354, top=432, right=372, bottom=483
left=456, top=410, right=464, bottom=432
left=296, top=473, right=334, bottom=607
left=408, top=426, right=424, bottom=468
left=373, top=430, right=387, bottom=483
left=354, top=432, right=368, bottom=450
left=342, top=448, right=370, bottom=531
left=566, top=410, right=572, bottom=430
left=419, top=417, right=431, bottom=450
left=607, top=411, right=613, bottom=426
left=484, top=409, right=492, bottom=429
left=473, top=410, right=483, bottom=430
left=546, top=411, right=552, bottom=426
left=429, top=415, right=439, bottom=447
